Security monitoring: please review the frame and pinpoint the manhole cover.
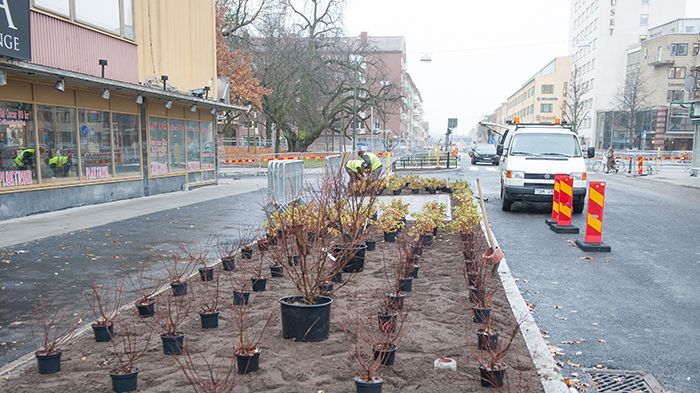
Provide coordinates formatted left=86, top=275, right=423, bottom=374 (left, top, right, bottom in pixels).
left=585, top=369, right=665, bottom=393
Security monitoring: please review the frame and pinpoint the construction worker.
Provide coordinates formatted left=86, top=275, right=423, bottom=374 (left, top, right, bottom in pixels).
left=15, top=147, right=44, bottom=171
left=357, top=146, right=383, bottom=180
left=48, top=153, right=72, bottom=177
left=345, top=159, right=364, bottom=182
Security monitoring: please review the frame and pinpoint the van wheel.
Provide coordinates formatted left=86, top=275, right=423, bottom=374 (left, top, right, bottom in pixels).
left=471, top=157, right=476, bottom=165
left=573, top=201, right=584, bottom=214
left=501, top=187, right=512, bottom=212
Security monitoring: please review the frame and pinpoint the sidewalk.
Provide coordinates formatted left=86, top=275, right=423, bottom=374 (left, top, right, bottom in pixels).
left=0, top=177, right=268, bottom=248
left=625, top=170, right=700, bottom=190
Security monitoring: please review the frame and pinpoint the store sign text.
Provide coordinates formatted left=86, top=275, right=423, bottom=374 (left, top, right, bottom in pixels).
left=86, top=166, right=110, bottom=180
left=150, top=162, right=168, bottom=176
left=0, top=0, right=31, bottom=60
left=1, top=170, right=32, bottom=187
left=609, top=0, right=616, bottom=36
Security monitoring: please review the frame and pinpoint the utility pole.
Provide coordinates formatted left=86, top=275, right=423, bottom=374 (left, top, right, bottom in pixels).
left=446, top=118, right=457, bottom=169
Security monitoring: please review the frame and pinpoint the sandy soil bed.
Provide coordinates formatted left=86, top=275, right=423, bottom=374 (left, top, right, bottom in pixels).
left=2, top=225, right=544, bottom=393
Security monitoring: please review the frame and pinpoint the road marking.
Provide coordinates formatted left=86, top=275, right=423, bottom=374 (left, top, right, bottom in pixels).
left=469, top=167, right=479, bottom=171
left=485, top=167, right=497, bottom=172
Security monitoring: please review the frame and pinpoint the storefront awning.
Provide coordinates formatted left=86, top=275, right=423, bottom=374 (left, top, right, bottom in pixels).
left=0, top=58, right=251, bottom=113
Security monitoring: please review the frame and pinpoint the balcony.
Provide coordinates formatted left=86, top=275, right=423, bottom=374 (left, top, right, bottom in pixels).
left=648, top=59, right=674, bottom=67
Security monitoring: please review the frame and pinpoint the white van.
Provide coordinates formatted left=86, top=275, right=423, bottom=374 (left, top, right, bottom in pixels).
left=496, top=121, right=594, bottom=212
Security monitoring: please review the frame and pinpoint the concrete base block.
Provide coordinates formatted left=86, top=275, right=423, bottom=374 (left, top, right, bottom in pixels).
left=549, top=224, right=580, bottom=234
left=575, top=239, right=611, bottom=252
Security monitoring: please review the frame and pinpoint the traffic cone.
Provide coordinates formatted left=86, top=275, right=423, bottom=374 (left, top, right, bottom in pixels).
left=549, top=175, right=579, bottom=234
left=546, top=174, right=564, bottom=227
left=576, top=182, right=611, bottom=252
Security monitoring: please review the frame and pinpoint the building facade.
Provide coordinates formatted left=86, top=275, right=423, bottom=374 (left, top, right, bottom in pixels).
left=568, top=0, right=687, bottom=148
left=0, top=0, right=245, bottom=220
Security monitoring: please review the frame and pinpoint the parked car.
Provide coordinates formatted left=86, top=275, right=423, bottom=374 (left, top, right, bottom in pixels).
left=469, top=143, right=499, bottom=165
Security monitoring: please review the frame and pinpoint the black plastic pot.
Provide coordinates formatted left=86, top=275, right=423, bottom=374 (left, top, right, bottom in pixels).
left=35, top=351, right=61, bottom=374
left=199, top=267, right=214, bottom=282
left=135, top=298, right=155, bottom=318
left=319, top=282, right=334, bottom=295
left=432, top=227, right=438, bottom=236
left=479, top=364, right=507, bottom=388
left=236, top=350, right=261, bottom=374
left=428, top=187, right=437, bottom=194
left=171, top=281, right=188, bottom=296
left=233, top=290, right=250, bottom=305
left=251, top=277, right=267, bottom=292
left=222, top=256, right=235, bottom=271
left=385, top=292, right=405, bottom=311
left=354, top=377, right=384, bottom=393
left=473, top=307, right=491, bottom=324
left=377, top=311, right=398, bottom=333
left=409, top=264, right=420, bottom=279
left=411, top=188, right=420, bottom=194
left=270, top=265, right=284, bottom=278
left=444, top=187, right=453, bottom=193
left=161, top=333, right=185, bottom=355
left=288, top=255, right=300, bottom=266
left=200, top=311, right=219, bottom=329
left=419, top=234, right=433, bottom=247
left=241, top=248, right=253, bottom=259
left=372, top=343, right=397, bottom=366
left=383, top=231, right=397, bottom=242
left=412, top=244, right=423, bottom=256
left=469, top=286, right=486, bottom=306
left=365, top=239, right=377, bottom=251
left=92, top=322, right=114, bottom=342
left=279, top=296, right=333, bottom=342
left=399, top=277, right=413, bottom=292
left=110, top=368, right=139, bottom=393
left=331, top=271, right=343, bottom=283
left=392, top=189, right=401, bottom=195
left=334, top=243, right=368, bottom=273
left=477, top=329, right=500, bottom=351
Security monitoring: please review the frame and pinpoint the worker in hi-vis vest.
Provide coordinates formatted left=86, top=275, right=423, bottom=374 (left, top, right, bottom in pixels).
left=357, top=146, right=383, bottom=180
left=15, top=147, right=45, bottom=171
left=345, top=159, right=364, bottom=183
left=48, top=154, right=72, bottom=177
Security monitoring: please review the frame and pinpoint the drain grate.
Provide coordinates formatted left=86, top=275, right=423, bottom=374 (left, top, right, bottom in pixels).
left=585, top=369, right=665, bottom=393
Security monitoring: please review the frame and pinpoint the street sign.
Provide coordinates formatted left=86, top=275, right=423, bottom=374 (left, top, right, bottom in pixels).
left=488, top=137, right=496, bottom=143
left=448, top=118, right=458, bottom=129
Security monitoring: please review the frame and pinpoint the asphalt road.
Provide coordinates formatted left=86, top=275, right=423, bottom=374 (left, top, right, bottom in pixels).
left=448, top=160, right=699, bottom=393
left=0, top=189, right=267, bottom=367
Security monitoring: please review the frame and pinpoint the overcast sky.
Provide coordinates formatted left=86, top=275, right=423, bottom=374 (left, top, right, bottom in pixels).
left=344, top=1, right=700, bottom=138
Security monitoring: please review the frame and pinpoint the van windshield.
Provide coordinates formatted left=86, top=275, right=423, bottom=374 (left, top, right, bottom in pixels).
left=509, top=133, right=582, bottom=158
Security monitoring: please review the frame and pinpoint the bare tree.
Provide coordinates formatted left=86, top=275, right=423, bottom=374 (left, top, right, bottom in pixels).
left=563, top=66, right=589, bottom=136
left=613, top=69, right=653, bottom=146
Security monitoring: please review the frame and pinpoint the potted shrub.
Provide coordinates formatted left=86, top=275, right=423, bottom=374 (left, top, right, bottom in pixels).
left=241, top=243, right=254, bottom=259
left=32, top=300, right=79, bottom=374
left=179, top=238, right=215, bottom=282
left=148, top=294, right=190, bottom=355
left=174, top=347, right=238, bottom=392
left=250, top=256, right=268, bottom=292
left=83, top=281, right=124, bottom=342
left=232, top=304, right=275, bottom=374
left=479, top=325, right=521, bottom=388
left=342, top=316, right=385, bottom=393
left=477, top=317, right=500, bottom=351
left=193, top=276, right=220, bottom=329
left=215, top=237, right=238, bottom=272
left=407, top=175, right=423, bottom=194
left=423, top=177, right=439, bottom=194
left=229, top=273, right=252, bottom=306
left=109, top=322, right=152, bottom=392
left=161, top=253, right=194, bottom=297
left=128, top=269, right=161, bottom=318
left=386, top=175, right=403, bottom=195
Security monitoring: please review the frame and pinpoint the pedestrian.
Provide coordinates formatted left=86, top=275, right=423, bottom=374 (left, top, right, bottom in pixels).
left=605, top=146, right=615, bottom=173
left=357, top=146, right=383, bottom=180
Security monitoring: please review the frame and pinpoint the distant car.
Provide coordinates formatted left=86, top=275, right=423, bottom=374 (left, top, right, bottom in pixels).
left=469, top=143, right=499, bottom=165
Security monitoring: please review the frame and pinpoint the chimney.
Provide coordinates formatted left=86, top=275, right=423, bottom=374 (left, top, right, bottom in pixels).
left=360, top=31, right=368, bottom=44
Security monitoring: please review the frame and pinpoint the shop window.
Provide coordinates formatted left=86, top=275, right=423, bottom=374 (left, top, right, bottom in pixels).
left=148, top=117, right=168, bottom=175
left=113, top=113, right=140, bottom=176
left=37, top=106, right=78, bottom=181
left=75, top=0, right=120, bottom=35
left=0, top=102, right=37, bottom=187
left=123, top=0, right=134, bottom=39
left=34, top=0, right=70, bottom=16
left=169, top=119, right=186, bottom=171
left=79, top=110, right=112, bottom=180
left=186, top=121, right=201, bottom=171
left=201, top=122, right=215, bottom=170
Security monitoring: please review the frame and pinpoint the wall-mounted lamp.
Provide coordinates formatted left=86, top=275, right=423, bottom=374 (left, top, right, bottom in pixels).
left=0, top=70, right=6, bottom=86
left=54, top=79, right=65, bottom=92
left=135, top=95, right=144, bottom=104
left=98, top=59, right=108, bottom=78
left=203, top=86, right=210, bottom=99
left=190, top=104, right=197, bottom=113
left=100, top=88, right=111, bottom=100
left=161, top=75, right=168, bottom=91
left=164, top=100, right=173, bottom=109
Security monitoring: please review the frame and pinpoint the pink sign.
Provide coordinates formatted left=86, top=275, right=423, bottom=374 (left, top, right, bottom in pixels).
left=86, top=166, right=110, bottom=180
left=150, top=162, right=168, bottom=175
left=0, top=170, right=33, bottom=187
left=186, top=161, right=201, bottom=171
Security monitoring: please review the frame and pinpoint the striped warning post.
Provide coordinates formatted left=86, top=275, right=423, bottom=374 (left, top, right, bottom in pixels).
left=637, top=156, right=643, bottom=176
left=222, top=159, right=256, bottom=164
left=264, top=156, right=299, bottom=161
left=576, top=182, right=611, bottom=252
left=549, top=175, right=579, bottom=234
left=545, top=174, right=563, bottom=226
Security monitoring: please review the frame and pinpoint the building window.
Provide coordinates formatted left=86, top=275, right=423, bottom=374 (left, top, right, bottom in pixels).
left=540, top=104, right=553, bottom=113
left=148, top=117, right=168, bottom=175
left=0, top=102, right=37, bottom=187
left=657, top=46, right=663, bottom=62
left=640, top=14, right=649, bottom=26
left=37, top=106, right=78, bottom=182
left=667, top=90, right=684, bottom=102
left=641, top=0, right=649, bottom=4
left=79, top=110, right=112, bottom=180
left=541, top=84, right=555, bottom=94
left=186, top=121, right=201, bottom=171
left=670, top=43, right=688, bottom=56
left=668, top=67, right=686, bottom=79
left=693, top=43, right=700, bottom=56
left=112, top=113, right=140, bottom=176
left=201, top=122, right=215, bottom=170
left=33, top=0, right=135, bottom=40
left=168, top=119, right=186, bottom=171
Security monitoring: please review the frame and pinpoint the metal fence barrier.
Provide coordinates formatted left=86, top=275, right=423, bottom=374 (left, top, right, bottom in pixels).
left=267, top=159, right=304, bottom=205
left=392, top=152, right=459, bottom=171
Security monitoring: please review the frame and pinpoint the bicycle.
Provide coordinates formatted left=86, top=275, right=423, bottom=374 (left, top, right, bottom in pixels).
left=592, top=159, right=621, bottom=174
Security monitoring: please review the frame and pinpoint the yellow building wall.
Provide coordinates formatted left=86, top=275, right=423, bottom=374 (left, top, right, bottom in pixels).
left=134, top=0, right=218, bottom=98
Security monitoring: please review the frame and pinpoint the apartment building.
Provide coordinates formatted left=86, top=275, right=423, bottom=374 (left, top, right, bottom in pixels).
left=568, top=0, right=687, bottom=148
left=0, top=0, right=246, bottom=220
